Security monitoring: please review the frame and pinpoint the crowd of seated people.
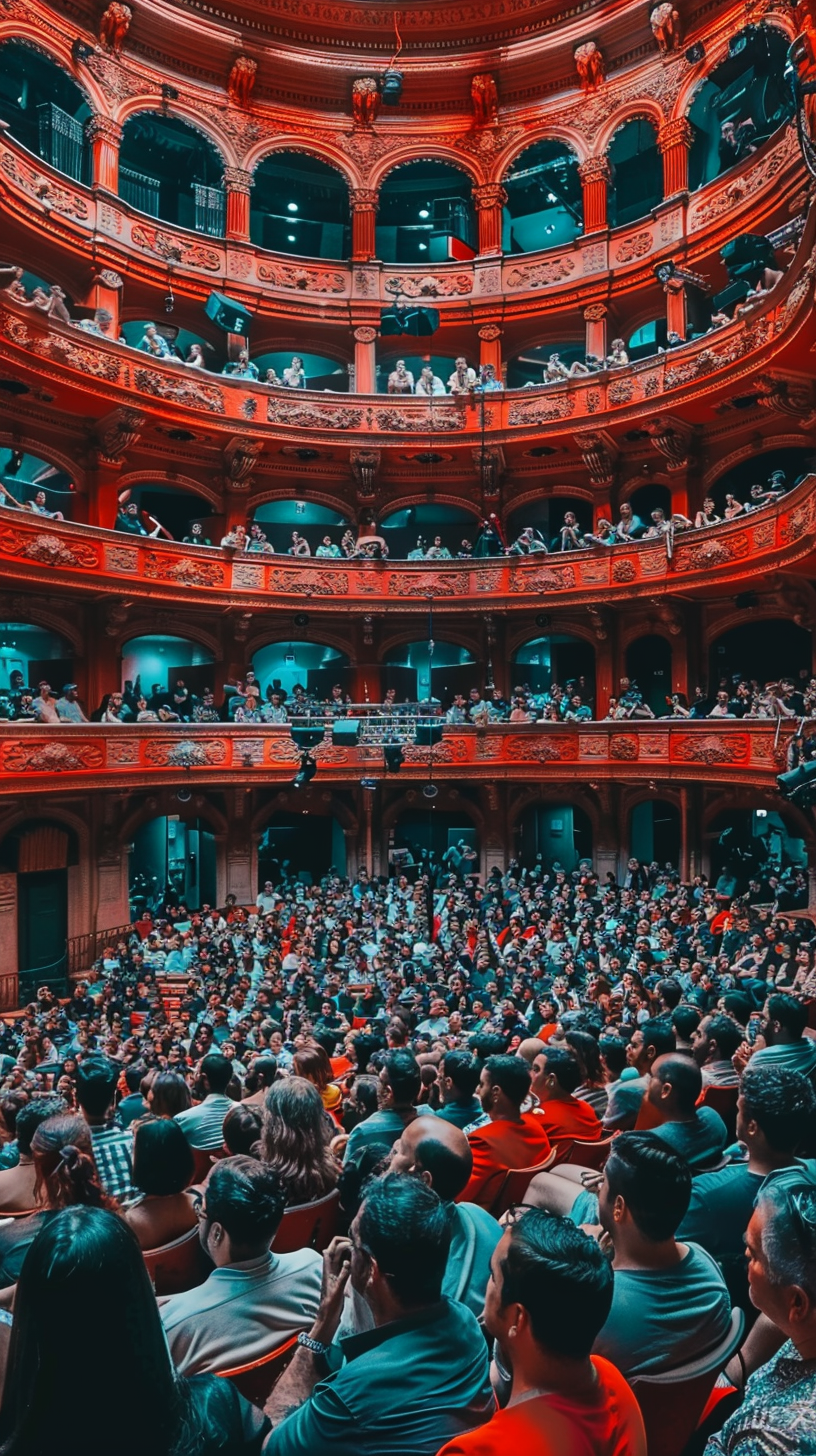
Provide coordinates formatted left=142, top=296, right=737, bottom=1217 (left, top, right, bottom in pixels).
left=0, top=849, right=813, bottom=1453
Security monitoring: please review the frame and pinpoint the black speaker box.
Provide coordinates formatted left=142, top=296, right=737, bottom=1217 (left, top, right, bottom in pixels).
left=332, top=719, right=361, bottom=745
left=205, top=291, right=252, bottom=335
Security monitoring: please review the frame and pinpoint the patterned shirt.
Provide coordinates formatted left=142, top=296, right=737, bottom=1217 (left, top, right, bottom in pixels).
left=705, top=1342, right=816, bottom=1456
left=90, top=1123, right=135, bottom=1202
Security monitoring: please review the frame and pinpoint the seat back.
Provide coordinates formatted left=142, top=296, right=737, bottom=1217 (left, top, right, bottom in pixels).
left=698, top=1084, right=739, bottom=1139
left=490, top=1147, right=557, bottom=1218
left=272, top=1186, right=340, bottom=1254
left=564, top=1134, right=617, bottom=1170
left=190, top=1144, right=227, bottom=1184
left=217, top=1334, right=300, bottom=1406
left=628, top=1309, right=745, bottom=1456
left=142, top=1224, right=208, bottom=1296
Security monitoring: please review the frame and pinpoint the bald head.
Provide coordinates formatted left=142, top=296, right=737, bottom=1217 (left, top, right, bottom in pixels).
left=647, top=1053, right=703, bottom=1117
left=389, top=1115, right=473, bottom=1201
left=517, top=1037, right=546, bottom=1065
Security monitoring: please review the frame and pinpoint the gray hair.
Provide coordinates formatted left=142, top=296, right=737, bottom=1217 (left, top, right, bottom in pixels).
left=757, top=1180, right=816, bottom=1300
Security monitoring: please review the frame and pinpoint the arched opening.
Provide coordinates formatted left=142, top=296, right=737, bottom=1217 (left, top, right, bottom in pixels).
left=709, top=620, right=811, bottom=691
left=0, top=40, right=91, bottom=181
left=121, top=321, right=218, bottom=372
left=259, top=813, right=347, bottom=884
left=119, top=113, right=225, bottom=235
left=608, top=119, right=662, bottom=228
left=626, top=483, right=672, bottom=523
left=688, top=26, right=795, bottom=190
left=518, top=803, right=593, bottom=871
left=118, top=482, right=218, bottom=543
left=0, top=822, right=81, bottom=996
left=630, top=800, right=681, bottom=867
left=502, top=140, right=582, bottom=254
left=380, top=504, right=478, bottom=559
left=507, top=343, right=586, bottom=389
left=376, top=351, right=461, bottom=394
left=506, top=496, right=592, bottom=543
left=252, top=501, right=349, bottom=554
left=120, top=636, right=215, bottom=707
left=254, top=350, right=349, bottom=392
left=0, top=623, right=73, bottom=698
left=0, top=446, right=74, bottom=518
left=377, top=162, right=476, bottom=264
left=707, top=808, right=807, bottom=896
left=251, top=642, right=350, bottom=700
left=129, top=816, right=217, bottom=914
left=512, top=635, right=596, bottom=702
left=709, top=447, right=814, bottom=508
left=250, top=153, right=350, bottom=259
left=383, top=640, right=477, bottom=703
left=392, top=810, right=479, bottom=868
left=627, top=320, right=665, bottom=361
left=626, top=635, right=672, bottom=716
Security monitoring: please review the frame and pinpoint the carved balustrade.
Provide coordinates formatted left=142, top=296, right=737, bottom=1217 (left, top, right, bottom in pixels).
left=0, top=478, right=813, bottom=611
left=0, top=721, right=794, bottom=796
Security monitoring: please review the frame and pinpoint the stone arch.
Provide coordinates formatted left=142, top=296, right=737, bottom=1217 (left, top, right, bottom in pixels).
left=595, top=100, right=666, bottom=158
left=115, top=469, right=223, bottom=513
left=371, top=148, right=484, bottom=191
left=0, top=28, right=107, bottom=117
left=378, top=624, right=481, bottom=661
left=245, top=625, right=352, bottom=661
left=115, top=617, right=220, bottom=659
left=244, top=138, right=359, bottom=190
left=115, top=102, right=235, bottom=170
left=0, top=433, right=87, bottom=495
left=0, top=602, right=83, bottom=656
left=252, top=791, right=358, bottom=836
left=496, top=127, right=589, bottom=180
left=674, top=13, right=796, bottom=122
left=702, top=435, right=812, bottom=492
left=118, top=794, right=229, bottom=846
left=506, top=619, right=598, bottom=660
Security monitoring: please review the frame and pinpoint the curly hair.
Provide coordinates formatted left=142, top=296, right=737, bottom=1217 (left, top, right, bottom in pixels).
left=260, top=1077, right=338, bottom=1205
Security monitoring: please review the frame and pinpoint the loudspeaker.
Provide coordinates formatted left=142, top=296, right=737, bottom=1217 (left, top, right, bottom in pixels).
left=331, top=719, right=360, bottom=746
left=380, top=308, right=405, bottom=336
left=205, top=291, right=252, bottom=335
left=712, top=279, right=751, bottom=314
left=290, top=726, right=324, bottom=750
left=401, top=307, right=440, bottom=337
left=415, top=723, right=443, bottom=746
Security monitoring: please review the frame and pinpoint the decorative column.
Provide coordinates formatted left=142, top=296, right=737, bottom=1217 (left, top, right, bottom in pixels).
left=88, top=459, right=124, bottom=530
left=657, top=118, right=694, bottom=198
left=350, top=188, right=379, bottom=261
left=87, top=267, right=124, bottom=339
left=87, top=116, right=122, bottom=193
left=223, top=168, right=253, bottom=242
left=477, top=322, right=502, bottom=377
left=583, top=302, right=607, bottom=364
left=578, top=157, right=610, bottom=233
left=472, top=184, right=507, bottom=256
left=353, top=325, right=378, bottom=393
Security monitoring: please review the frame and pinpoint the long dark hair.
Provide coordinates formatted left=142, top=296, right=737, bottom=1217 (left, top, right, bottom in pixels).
left=0, top=1207, right=197, bottom=1456
left=261, top=1077, right=338, bottom=1205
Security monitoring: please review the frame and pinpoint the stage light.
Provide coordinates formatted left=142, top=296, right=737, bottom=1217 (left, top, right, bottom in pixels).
left=380, top=68, right=404, bottom=105
left=419, top=208, right=429, bottom=219
left=384, top=744, right=404, bottom=773
left=422, top=782, right=438, bottom=800
left=418, top=243, right=427, bottom=251
left=777, top=759, right=816, bottom=805
left=287, top=202, right=298, bottom=212
left=177, top=787, right=191, bottom=803
left=293, top=752, right=317, bottom=788
left=287, top=234, right=296, bottom=243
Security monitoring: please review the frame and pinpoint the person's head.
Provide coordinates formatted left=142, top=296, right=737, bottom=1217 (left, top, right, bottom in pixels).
left=292, top=1042, right=333, bottom=1092
left=738, top=1065, right=816, bottom=1158
left=0, top=1208, right=185, bottom=1456
left=530, top=1045, right=582, bottom=1102
left=389, top=1116, right=472, bottom=1201
left=198, top=1053, right=233, bottom=1096
left=626, top=1022, right=676, bottom=1074
left=380, top=1049, right=421, bottom=1110
left=132, top=1119, right=194, bottom=1196
left=646, top=1053, right=703, bottom=1119
left=657, top=977, right=682, bottom=1012
left=350, top=1173, right=452, bottom=1320
left=763, top=994, right=808, bottom=1045
left=485, top=1210, right=613, bottom=1373
left=147, top=1070, right=192, bottom=1118
left=260, top=1077, right=336, bottom=1202
left=437, top=1049, right=480, bottom=1106
left=671, top=1005, right=701, bottom=1045
left=75, top=1057, right=118, bottom=1121
left=478, top=1054, right=530, bottom=1117
left=691, top=1013, right=743, bottom=1067
left=196, top=1156, right=286, bottom=1263
left=599, top=1131, right=691, bottom=1245
left=223, top=1103, right=263, bottom=1156
left=746, top=1179, right=816, bottom=1343
left=30, top=1113, right=110, bottom=1211
left=15, top=1096, right=67, bottom=1158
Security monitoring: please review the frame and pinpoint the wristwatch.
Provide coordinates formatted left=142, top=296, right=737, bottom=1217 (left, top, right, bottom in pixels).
left=297, top=1331, right=331, bottom=1358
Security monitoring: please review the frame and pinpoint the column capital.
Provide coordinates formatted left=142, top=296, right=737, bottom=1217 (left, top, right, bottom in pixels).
left=477, top=322, right=502, bottom=341
left=583, top=302, right=607, bottom=320
left=353, top=324, right=378, bottom=343
left=657, top=117, right=694, bottom=154
left=578, top=156, right=611, bottom=185
left=472, top=183, right=508, bottom=210
left=86, top=116, right=122, bottom=145
left=350, top=187, right=380, bottom=212
left=222, top=167, right=253, bottom=194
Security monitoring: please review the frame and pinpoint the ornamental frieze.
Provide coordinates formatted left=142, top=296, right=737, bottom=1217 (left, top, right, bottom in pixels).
left=386, top=572, right=469, bottom=597
left=509, top=564, right=576, bottom=592
left=267, top=399, right=362, bottom=430
left=144, top=739, right=228, bottom=767
left=0, top=149, right=89, bottom=221
left=673, top=533, right=751, bottom=571
left=0, top=527, right=98, bottom=570
left=383, top=274, right=473, bottom=298
left=612, top=231, right=653, bottom=264
left=609, top=736, right=639, bottom=760
left=503, top=735, right=579, bottom=762
left=3, top=741, right=104, bottom=772
left=256, top=261, right=346, bottom=293
left=133, top=369, right=225, bottom=413
left=508, top=394, right=575, bottom=425
left=672, top=735, right=750, bottom=765
left=374, top=408, right=462, bottom=433
left=268, top=568, right=349, bottom=595
left=142, top=553, right=227, bottom=587
left=505, top=257, right=576, bottom=289
left=780, top=496, right=816, bottom=544
left=131, top=224, right=221, bottom=272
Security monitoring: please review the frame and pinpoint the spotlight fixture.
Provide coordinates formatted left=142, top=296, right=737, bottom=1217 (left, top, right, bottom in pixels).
left=287, top=202, right=299, bottom=212
left=422, top=782, right=438, bottom=800
left=418, top=208, right=430, bottom=219
left=380, top=68, right=404, bottom=105
left=293, top=752, right=317, bottom=788
left=777, top=758, right=816, bottom=807
left=177, top=786, right=191, bottom=803
left=384, top=743, right=404, bottom=774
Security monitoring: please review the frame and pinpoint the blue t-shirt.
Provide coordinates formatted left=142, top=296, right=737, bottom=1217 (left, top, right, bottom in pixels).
left=593, top=1241, right=732, bottom=1377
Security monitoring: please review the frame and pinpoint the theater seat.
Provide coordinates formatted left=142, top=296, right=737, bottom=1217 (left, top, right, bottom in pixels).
left=563, top=1133, right=617, bottom=1170
left=217, top=1334, right=300, bottom=1407
left=490, top=1147, right=558, bottom=1218
left=190, top=1144, right=227, bottom=1184
left=142, top=1225, right=209, bottom=1296
left=697, top=1084, right=738, bottom=1140
left=628, top=1308, right=744, bottom=1456
left=271, top=1186, right=340, bottom=1254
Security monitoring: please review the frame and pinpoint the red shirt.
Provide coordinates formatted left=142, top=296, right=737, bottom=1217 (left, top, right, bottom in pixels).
left=532, top=1096, right=602, bottom=1145
left=460, top=1113, right=552, bottom=1210
left=437, top=1356, right=647, bottom=1456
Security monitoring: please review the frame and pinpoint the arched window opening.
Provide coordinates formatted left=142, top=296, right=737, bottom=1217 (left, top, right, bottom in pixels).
left=376, top=352, right=462, bottom=394
left=252, top=501, right=348, bottom=555
left=0, top=447, right=74, bottom=519
left=518, top=804, right=593, bottom=872
left=0, top=41, right=91, bottom=181
left=688, top=26, right=795, bottom=190
left=502, top=140, right=582, bottom=254
left=383, top=641, right=477, bottom=703
left=250, top=153, right=350, bottom=259
left=625, top=635, right=672, bottom=717
left=630, top=801, right=681, bottom=867
left=627, top=484, right=672, bottom=523
left=608, top=119, right=662, bottom=228
left=118, top=483, right=217, bottom=543
left=707, top=809, right=807, bottom=896
left=377, top=162, right=476, bottom=264
left=120, top=636, right=215, bottom=708
left=119, top=113, right=225, bottom=235
left=259, top=814, right=347, bottom=885
left=254, top=350, right=349, bottom=392
left=0, top=623, right=72, bottom=699
left=129, top=817, right=217, bottom=915
left=710, top=447, right=815, bottom=509
left=506, top=343, right=585, bottom=390
left=512, top=635, right=596, bottom=703
left=392, top=812, right=479, bottom=869
left=708, top=621, right=811, bottom=693
left=380, top=504, right=477, bottom=559
left=251, top=643, right=350, bottom=701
